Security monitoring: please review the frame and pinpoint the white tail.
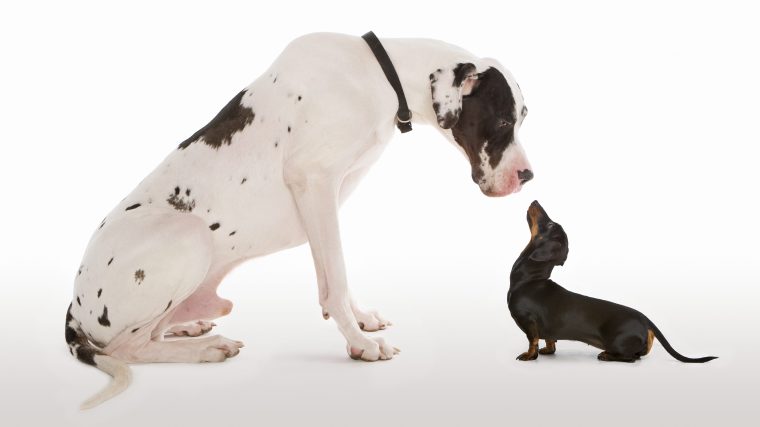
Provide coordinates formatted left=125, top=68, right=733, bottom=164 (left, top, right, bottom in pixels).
left=80, top=354, right=132, bottom=410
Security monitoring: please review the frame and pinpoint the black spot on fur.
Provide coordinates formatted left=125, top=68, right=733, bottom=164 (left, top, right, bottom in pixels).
left=97, top=306, right=111, bottom=327
left=65, top=304, right=98, bottom=366
left=76, top=296, right=81, bottom=306
left=107, top=257, right=113, bottom=266
left=178, top=90, right=255, bottom=150
left=97, top=288, right=102, bottom=298
left=241, top=178, right=247, bottom=184
left=135, top=269, right=145, bottom=284
left=229, top=231, right=236, bottom=236
left=287, top=126, right=291, bottom=133
left=77, top=266, right=83, bottom=276
left=451, top=67, right=517, bottom=176
left=209, top=222, right=220, bottom=231
left=165, top=300, right=172, bottom=312
left=167, top=187, right=196, bottom=212
left=99, top=218, right=106, bottom=229
left=273, top=76, right=277, bottom=83
left=452, top=63, right=476, bottom=87
left=131, top=327, right=139, bottom=333
left=125, top=203, right=141, bottom=211
left=274, top=141, right=279, bottom=148
left=297, top=95, right=302, bottom=101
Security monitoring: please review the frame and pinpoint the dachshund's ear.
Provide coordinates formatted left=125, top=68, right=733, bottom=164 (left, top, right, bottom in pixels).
left=529, top=240, right=563, bottom=263
left=429, top=63, right=480, bottom=129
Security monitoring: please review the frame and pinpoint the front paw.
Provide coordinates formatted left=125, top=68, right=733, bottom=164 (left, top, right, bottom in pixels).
left=354, top=309, right=391, bottom=332
left=347, top=337, right=400, bottom=361
left=516, top=351, right=538, bottom=361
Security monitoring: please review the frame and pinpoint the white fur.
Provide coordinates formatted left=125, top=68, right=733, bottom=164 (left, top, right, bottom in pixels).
left=68, top=33, right=529, bottom=407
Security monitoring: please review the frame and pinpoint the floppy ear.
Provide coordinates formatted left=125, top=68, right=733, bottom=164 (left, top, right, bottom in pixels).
left=529, top=240, right=562, bottom=263
left=430, top=63, right=480, bottom=129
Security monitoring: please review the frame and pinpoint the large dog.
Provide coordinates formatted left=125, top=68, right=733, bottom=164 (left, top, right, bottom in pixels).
left=66, top=32, right=532, bottom=408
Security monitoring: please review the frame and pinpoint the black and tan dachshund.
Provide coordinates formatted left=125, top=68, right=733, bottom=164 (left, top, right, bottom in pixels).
left=508, top=201, right=716, bottom=363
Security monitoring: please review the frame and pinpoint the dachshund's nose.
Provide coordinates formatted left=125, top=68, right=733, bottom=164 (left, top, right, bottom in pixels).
left=518, top=169, right=534, bottom=185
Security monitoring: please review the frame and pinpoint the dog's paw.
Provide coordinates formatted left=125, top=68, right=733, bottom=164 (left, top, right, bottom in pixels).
left=166, top=320, right=216, bottom=337
left=347, top=337, right=399, bottom=361
left=353, top=308, right=391, bottom=332
left=516, top=351, right=538, bottom=361
left=538, top=347, right=555, bottom=355
left=199, top=336, right=244, bottom=362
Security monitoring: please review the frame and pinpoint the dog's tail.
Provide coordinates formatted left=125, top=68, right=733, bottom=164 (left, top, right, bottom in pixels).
left=646, top=317, right=717, bottom=363
left=65, top=303, right=132, bottom=409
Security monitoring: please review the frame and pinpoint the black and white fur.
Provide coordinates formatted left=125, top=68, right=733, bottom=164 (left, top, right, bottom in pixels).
left=66, top=32, right=533, bottom=408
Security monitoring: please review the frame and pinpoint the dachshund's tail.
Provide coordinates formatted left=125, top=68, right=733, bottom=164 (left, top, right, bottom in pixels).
left=65, top=303, right=132, bottom=409
left=646, top=317, right=717, bottom=363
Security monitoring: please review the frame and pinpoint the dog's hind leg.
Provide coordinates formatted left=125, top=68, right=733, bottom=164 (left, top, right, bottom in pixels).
left=597, top=351, right=637, bottom=362
left=162, top=265, right=237, bottom=337
left=539, top=339, right=556, bottom=355
left=111, top=333, right=243, bottom=363
left=598, top=334, right=645, bottom=362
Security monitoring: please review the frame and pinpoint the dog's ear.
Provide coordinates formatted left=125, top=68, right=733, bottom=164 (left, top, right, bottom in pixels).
left=430, top=63, right=480, bottom=129
left=529, top=240, right=563, bottom=263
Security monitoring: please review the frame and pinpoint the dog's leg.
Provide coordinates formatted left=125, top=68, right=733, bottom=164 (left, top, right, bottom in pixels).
left=597, top=351, right=637, bottom=363
left=598, top=334, right=645, bottom=362
left=111, top=334, right=244, bottom=363
left=512, top=313, right=540, bottom=361
left=539, top=339, right=557, bottom=355
left=165, top=320, right=216, bottom=337
left=290, top=176, right=398, bottom=361
left=350, top=295, right=391, bottom=332
left=517, top=337, right=540, bottom=361
left=162, top=267, right=235, bottom=337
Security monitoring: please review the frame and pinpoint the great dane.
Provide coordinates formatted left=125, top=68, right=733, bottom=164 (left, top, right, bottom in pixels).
left=66, top=32, right=532, bottom=408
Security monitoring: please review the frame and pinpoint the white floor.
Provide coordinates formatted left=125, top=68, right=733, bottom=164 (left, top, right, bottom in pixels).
left=6, top=244, right=751, bottom=427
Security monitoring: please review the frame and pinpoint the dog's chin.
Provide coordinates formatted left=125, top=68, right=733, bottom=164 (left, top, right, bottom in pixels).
left=480, top=181, right=523, bottom=197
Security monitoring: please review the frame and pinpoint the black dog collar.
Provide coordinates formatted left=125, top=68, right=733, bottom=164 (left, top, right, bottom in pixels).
left=362, top=31, right=412, bottom=133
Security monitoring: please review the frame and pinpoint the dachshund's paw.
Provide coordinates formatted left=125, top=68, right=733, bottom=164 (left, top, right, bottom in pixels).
left=539, top=347, right=556, bottom=355
left=516, top=351, right=538, bottom=361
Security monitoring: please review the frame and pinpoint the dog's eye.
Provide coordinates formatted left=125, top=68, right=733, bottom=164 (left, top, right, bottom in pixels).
left=498, top=119, right=513, bottom=128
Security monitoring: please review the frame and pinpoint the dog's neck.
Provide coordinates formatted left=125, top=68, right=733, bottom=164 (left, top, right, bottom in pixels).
left=380, top=38, right=479, bottom=128
left=510, top=246, right=557, bottom=289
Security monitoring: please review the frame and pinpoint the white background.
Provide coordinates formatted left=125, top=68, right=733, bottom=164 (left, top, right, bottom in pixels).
left=1, top=1, right=758, bottom=426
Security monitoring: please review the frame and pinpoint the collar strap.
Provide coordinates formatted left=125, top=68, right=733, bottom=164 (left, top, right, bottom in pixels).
left=362, top=31, right=413, bottom=133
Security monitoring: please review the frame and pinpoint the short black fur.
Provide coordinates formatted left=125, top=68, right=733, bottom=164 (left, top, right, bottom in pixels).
left=508, top=201, right=717, bottom=363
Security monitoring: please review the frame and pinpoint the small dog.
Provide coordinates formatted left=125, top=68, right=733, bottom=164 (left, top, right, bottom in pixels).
left=507, top=201, right=717, bottom=363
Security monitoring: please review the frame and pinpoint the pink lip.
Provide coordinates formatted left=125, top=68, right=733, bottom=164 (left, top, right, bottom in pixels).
left=483, top=183, right=522, bottom=197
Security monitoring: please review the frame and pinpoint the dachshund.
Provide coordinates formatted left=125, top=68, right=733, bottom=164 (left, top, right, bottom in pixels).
left=507, top=201, right=717, bottom=363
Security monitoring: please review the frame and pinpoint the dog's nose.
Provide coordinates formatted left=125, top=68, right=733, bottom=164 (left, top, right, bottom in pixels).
left=518, top=169, right=534, bottom=185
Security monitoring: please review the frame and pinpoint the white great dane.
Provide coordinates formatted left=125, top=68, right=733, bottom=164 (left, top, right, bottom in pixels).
left=66, top=32, right=533, bottom=408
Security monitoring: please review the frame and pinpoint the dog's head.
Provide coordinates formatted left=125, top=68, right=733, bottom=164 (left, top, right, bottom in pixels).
left=525, top=200, right=568, bottom=266
left=430, top=59, right=532, bottom=197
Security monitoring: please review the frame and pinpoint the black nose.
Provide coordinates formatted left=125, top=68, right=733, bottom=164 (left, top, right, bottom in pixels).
left=518, top=169, right=534, bottom=185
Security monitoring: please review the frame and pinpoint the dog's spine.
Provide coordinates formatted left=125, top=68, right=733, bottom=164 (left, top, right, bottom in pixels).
left=646, top=317, right=717, bottom=363
left=65, top=303, right=132, bottom=409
